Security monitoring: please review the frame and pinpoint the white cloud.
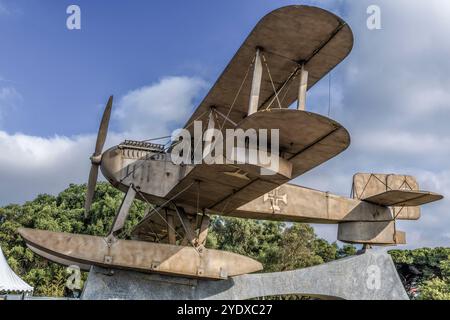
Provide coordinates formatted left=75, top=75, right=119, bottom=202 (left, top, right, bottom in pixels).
left=0, top=86, right=22, bottom=121
left=354, top=131, right=450, bottom=157
left=0, top=131, right=126, bottom=205
left=0, top=87, right=21, bottom=101
left=0, top=2, right=449, bottom=250
left=300, top=0, right=450, bottom=248
left=114, top=76, right=207, bottom=140
left=0, top=132, right=94, bottom=205
left=0, top=76, right=205, bottom=205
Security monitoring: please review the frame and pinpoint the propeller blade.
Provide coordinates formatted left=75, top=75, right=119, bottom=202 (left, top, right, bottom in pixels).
left=94, top=95, right=113, bottom=156
left=84, top=164, right=99, bottom=217
left=85, top=95, right=113, bottom=218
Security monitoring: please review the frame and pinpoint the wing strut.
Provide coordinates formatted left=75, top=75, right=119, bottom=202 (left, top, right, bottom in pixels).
left=108, top=184, right=136, bottom=237
left=297, top=64, right=309, bottom=110
left=248, top=48, right=263, bottom=116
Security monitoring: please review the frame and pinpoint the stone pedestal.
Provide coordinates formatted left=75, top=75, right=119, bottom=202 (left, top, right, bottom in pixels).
left=81, top=250, right=408, bottom=300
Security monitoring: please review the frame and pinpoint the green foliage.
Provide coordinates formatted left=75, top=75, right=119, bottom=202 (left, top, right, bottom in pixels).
left=266, top=224, right=324, bottom=271
left=2, top=182, right=448, bottom=300
left=419, top=277, right=450, bottom=300
left=207, top=217, right=349, bottom=300
left=389, top=248, right=450, bottom=300
left=0, top=182, right=359, bottom=298
left=207, top=217, right=284, bottom=267
left=0, top=182, right=146, bottom=297
left=207, top=217, right=352, bottom=273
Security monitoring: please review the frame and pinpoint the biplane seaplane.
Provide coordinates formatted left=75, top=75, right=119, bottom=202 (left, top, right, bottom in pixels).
left=19, top=5, right=443, bottom=280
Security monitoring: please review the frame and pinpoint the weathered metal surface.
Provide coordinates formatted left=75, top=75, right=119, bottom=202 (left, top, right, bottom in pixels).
left=26, top=243, right=92, bottom=271
left=81, top=250, right=408, bottom=300
left=18, top=228, right=262, bottom=280
left=166, top=213, right=176, bottom=245
left=185, top=109, right=349, bottom=214
left=352, top=173, right=443, bottom=220
left=353, top=174, right=418, bottom=199
left=101, top=144, right=293, bottom=213
left=392, top=206, right=421, bottom=221
left=98, top=6, right=355, bottom=243
left=132, top=178, right=441, bottom=245
left=130, top=174, right=441, bottom=246
left=338, top=221, right=406, bottom=245
left=165, top=149, right=294, bottom=215
left=353, top=174, right=419, bottom=220
left=363, top=190, right=443, bottom=207
left=131, top=207, right=188, bottom=243
left=110, top=185, right=136, bottom=235
left=100, top=145, right=192, bottom=202
left=104, top=108, right=350, bottom=223
left=197, top=216, right=210, bottom=247
left=99, top=6, right=354, bottom=219
left=228, top=183, right=392, bottom=223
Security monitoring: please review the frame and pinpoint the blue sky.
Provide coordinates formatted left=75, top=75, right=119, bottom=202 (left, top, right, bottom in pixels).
left=1, top=0, right=450, bottom=248
left=0, top=0, right=332, bottom=136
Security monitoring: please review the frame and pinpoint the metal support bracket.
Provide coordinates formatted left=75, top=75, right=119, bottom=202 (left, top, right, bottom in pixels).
left=248, top=48, right=263, bottom=116
left=166, top=210, right=177, bottom=245
left=175, top=207, right=198, bottom=247
left=197, top=215, right=210, bottom=247
left=109, top=184, right=136, bottom=237
left=297, top=64, right=308, bottom=111
left=203, top=109, right=217, bottom=159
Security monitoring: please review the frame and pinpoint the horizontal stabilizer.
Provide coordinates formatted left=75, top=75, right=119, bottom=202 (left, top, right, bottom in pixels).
left=363, top=190, right=443, bottom=207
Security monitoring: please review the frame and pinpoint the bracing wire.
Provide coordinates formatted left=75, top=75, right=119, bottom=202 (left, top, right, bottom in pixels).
left=328, top=72, right=332, bottom=117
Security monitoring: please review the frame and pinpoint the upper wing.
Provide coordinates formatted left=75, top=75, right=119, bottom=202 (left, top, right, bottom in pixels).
left=182, top=5, right=353, bottom=133
left=132, top=6, right=354, bottom=240
left=165, top=6, right=353, bottom=214
left=167, top=110, right=349, bottom=215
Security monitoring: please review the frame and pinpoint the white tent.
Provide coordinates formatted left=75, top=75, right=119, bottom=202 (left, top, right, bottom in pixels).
left=0, top=246, right=33, bottom=294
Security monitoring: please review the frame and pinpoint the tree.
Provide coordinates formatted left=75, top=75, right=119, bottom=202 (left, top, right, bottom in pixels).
left=207, top=216, right=283, bottom=264
left=268, top=224, right=323, bottom=271
left=389, top=248, right=450, bottom=299
left=1, top=182, right=448, bottom=300
left=207, top=217, right=340, bottom=273
left=337, top=244, right=357, bottom=259
left=419, top=277, right=450, bottom=300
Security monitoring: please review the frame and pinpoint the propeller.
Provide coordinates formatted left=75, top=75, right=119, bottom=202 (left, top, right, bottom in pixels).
left=84, top=95, right=113, bottom=218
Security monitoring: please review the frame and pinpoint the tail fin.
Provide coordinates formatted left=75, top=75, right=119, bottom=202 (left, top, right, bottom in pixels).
left=337, top=173, right=443, bottom=247
left=352, top=173, right=443, bottom=220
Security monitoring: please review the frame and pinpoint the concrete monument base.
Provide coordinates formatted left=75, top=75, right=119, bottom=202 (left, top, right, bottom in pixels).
left=81, top=250, right=408, bottom=300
